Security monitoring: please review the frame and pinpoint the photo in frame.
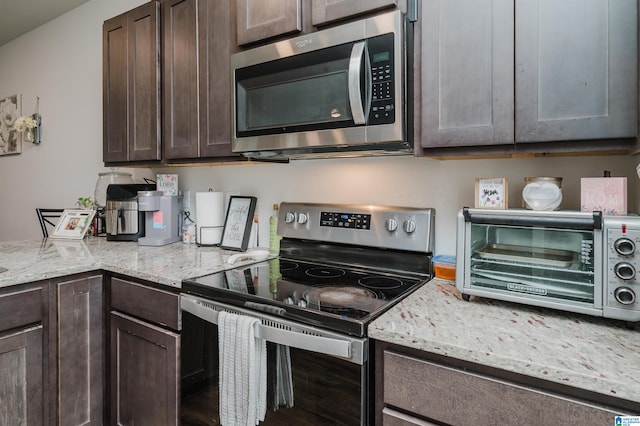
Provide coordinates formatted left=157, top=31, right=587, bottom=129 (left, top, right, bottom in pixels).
left=220, top=196, right=257, bottom=251
left=50, top=209, right=96, bottom=240
left=0, top=95, right=22, bottom=155
left=475, top=178, right=508, bottom=209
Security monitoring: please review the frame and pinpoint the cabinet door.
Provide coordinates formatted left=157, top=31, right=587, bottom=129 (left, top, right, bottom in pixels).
left=57, top=275, right=103, bottom=425
left=103, top=14, right=129, bottom=163
left=383, top=350, right=626, bottom=425
left=198, top=0, right=239, bottom=158
left=311, top=0, right=397, bottom=26
left=103, top=2, right=161, bottom=163
left=516, top=0, right=638, bottom=142
left=127, top=1, right=161, bottom=161
left=236, top=0, right=301, bottom=45
left=163, top=0, right=200, bottom=159
left=0, top=326, right=44, bottom=426
left=110, top=311, right=179, bottom=426
left=420, top=0, right=514, bottom=148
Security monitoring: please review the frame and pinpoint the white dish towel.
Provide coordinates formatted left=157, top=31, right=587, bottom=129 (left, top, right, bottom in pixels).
left=219, top=311, right=267, bottom=426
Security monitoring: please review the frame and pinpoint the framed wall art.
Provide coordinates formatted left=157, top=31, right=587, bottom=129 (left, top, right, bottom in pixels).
left=220, top=196, right=257, bottom=251
left=0, top=95, right=21, bottom=156
left=50, top=209, right=96, bottom=240
left=475, top=178, right=508, bottom=209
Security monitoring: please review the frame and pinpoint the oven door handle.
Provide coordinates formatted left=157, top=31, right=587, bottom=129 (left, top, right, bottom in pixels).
left=181, top=295, right=356, bottom=361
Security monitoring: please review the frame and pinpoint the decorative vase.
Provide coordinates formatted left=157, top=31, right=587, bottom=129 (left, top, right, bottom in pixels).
left=24, top=128, right=35, bottom=143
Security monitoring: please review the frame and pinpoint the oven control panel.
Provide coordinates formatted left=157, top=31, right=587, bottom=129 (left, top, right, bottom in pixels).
left=278, top=202, right=435, bottom=253
left=603, top=216, right=640, bottom=322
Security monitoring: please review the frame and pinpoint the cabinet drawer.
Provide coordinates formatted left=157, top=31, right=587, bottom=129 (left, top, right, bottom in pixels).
left=0, top=287, right=44, bottom=333
left=382, top=407, right=437, bottom=426
left=110, top=278, right=180, bottom=330
left=383, top=350, right=623, bottom=426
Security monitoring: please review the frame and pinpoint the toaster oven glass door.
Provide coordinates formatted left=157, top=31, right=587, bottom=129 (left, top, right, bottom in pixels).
left=467, top=223, right=598, bottom=306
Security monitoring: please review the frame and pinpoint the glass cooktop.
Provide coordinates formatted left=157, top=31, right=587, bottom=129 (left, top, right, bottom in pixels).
left=182, top=257, right=426, bottom=336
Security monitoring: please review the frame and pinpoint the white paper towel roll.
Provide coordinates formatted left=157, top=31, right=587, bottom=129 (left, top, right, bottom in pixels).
left=196, top=191, right=225, bottom=245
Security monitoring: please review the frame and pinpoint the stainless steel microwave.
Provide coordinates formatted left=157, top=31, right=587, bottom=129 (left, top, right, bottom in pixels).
left=231, top=10, right=411, bottom=160
left=456, top=208, right=640, bottom=324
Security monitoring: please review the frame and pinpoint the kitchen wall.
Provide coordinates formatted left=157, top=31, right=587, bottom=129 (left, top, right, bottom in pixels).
left=0, top=0, right=638, bottom=255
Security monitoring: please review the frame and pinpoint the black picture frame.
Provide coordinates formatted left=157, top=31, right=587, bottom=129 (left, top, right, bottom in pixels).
left=220, top=196, right=257, bottom=251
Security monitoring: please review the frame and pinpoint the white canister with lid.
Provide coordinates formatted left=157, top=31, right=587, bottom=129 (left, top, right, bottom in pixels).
left=522, top=177, right=563, bottom=211
left=94, top=170, right=134, bottom=207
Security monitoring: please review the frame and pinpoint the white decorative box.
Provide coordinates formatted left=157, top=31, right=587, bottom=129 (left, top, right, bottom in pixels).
left=156, top=174, right=179, bottom=196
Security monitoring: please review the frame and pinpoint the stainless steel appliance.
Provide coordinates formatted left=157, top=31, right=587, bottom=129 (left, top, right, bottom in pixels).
left=181, top=202, right=435, bottom=425
left=456, top=207, right=640, bottom=324
left=231, top=10, right=412, bottom=160
left=105, top=184, right=155, bottom=241
left=137, top=191, right=182, bottom=246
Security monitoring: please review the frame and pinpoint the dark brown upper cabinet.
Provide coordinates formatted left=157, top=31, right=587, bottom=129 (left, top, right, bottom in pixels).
left=311, top=0, right=398, bottom=26
left=236, top=0, right=399, bottom=46
left=162, top=0, right=241, bottom=161
left=103, top=1, right=161, bottom=164
left=417, top=0, right=638, bottom=155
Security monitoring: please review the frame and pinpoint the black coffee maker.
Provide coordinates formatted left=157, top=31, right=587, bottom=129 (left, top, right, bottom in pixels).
left=105, top=184, right=155, bottom=241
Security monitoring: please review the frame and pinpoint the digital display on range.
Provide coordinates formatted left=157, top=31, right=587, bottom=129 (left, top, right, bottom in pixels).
left=320, top=211, right=371, bottom=230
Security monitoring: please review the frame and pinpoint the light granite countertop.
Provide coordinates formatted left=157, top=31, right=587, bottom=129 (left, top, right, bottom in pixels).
left=4, top=238, right=639, bottom=407
left=369, top=278, right=640, bottom=406
left=0, top=237, right=266, bottom=288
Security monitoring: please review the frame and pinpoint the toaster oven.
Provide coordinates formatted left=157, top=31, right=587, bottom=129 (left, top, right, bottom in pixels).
left=456, top=208, right=640, bottom=324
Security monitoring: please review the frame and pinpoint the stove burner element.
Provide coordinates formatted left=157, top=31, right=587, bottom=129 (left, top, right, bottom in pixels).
left=305, top=286, right=377, bottom=308
left=305, top=267, right=346, bottom=279
left=279, top=260, right=299, bottom=272
left=358, top=276, right=404, bottom=290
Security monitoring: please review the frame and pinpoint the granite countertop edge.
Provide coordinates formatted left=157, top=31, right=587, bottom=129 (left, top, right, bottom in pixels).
left=369, top=278, right=640, bottom=407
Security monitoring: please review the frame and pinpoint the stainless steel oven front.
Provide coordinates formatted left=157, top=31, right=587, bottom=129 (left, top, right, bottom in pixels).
left=456, top=208, right=640, bottom=324
left=180, top=295, right=368, bottom=425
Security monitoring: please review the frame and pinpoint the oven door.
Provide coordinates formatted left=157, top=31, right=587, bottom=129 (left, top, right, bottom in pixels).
left=180, top=294, right=369, bottom=425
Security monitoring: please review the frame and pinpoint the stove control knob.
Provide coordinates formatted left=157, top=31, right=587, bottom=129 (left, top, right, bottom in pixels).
left=385, top=218, right=398, bottom=232
left=614, top=287, right=636, bottom=305
left=284, top=212, right=296, bottom=223
left=614, top=262, right=636, bottom=281
left=614, top=237, right=635, bottom=256
left=297, top=212, right=308, bottom=224
left=403, top=219, right=416, bottom=234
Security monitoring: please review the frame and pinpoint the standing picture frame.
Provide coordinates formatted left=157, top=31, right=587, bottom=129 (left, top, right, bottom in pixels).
left=50, top=209, right=96, bottom=240
left=220, top=196, right=257, bottom=251
left=475, top=178, right=508, bottom=209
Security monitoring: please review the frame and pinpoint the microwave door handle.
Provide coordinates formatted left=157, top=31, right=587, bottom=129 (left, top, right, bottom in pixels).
left=348, top=41, right=366, bottom=125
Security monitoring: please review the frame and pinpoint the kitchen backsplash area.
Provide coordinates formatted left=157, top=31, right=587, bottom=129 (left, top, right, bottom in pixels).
left=151, top=154, right=639, bottom=256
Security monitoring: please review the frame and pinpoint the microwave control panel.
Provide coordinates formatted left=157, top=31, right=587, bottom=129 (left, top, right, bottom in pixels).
left=367, top=33, right=395, bottom=125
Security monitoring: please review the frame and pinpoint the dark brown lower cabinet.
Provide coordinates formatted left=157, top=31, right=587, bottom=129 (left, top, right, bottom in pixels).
left=0, top=325, right=44, bottom=425
left=0, top=284, right=48, bottom=425
left=55, top=274, right=103, bottom=425
left=109, top=276, right=181, bottom=426
left=377, top=344, right=636, bottom=426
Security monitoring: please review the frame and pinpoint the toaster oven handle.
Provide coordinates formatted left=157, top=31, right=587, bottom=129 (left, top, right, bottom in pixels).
left=348, top=41, right=367, bottom=125
left=462, top=207, right=602, bottom=230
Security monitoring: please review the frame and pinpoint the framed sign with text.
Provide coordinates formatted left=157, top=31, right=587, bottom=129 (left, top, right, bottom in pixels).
left=475, top=178, right=508, bottom=209
left=220, top=196, right=257, bottom=251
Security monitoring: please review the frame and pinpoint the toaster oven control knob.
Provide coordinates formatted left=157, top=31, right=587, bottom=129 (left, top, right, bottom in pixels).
left=614, top=287, right=636, bottom=305
left=403, top=219, right=416, bottom=234
left=385, top=218, right=398, bottom=232
left=297, top=212, right=308, bottom=224
left=284, top=212, right=296, bottom=223
left=614, top=262, right=636, bottom=281
left=614, top=238, right=636, bottom=256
